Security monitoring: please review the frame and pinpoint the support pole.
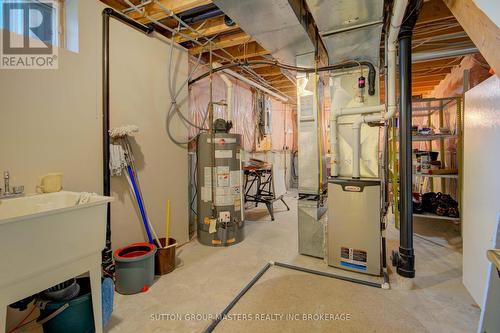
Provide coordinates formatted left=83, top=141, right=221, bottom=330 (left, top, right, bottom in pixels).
left=102, top=10, right=112, bottom=275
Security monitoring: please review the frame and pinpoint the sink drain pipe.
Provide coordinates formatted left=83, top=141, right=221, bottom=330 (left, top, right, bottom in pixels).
left=392, top=0, right=423, bottom=279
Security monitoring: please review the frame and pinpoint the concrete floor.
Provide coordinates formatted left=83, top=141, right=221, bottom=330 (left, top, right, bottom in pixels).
left=15, top=191, right=479, bottom=333
left=106, top=191, right=479, bottom=333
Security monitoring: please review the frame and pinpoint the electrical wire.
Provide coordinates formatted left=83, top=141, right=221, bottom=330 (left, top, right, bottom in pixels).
left=121, top=1, right=291, bottom=106
left=189, top=145, right=199, bottom=217
left=139, top=1, right=300, bottom=98
left=165, top=26, right=214, bottom=146
left=7, top=302, right=37, bottom=333
left=189, top=59, right=377, bottom=97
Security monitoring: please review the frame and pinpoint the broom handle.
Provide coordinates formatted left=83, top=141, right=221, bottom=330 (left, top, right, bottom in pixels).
left=165, top=199, right=171, bottom=248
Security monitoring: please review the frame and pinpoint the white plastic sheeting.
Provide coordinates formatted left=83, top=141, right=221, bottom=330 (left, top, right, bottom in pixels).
left=418, top=55, right=491, bottom=195
left=189, top=66, right=257, bottom=151
left=427, top=55, right=491, bottom=99
left=270, top=99, right=296, bottom=151
left=188, top=60, right=296, bottom=152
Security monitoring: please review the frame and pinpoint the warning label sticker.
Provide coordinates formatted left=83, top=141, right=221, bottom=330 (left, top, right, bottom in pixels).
left=340, top=247, right=367, bottom=271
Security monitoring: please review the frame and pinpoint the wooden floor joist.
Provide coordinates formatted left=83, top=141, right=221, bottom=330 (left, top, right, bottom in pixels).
left=443, top=0, right=500, bottom=75
left=189, top=31, right=253, bottom=55
left=175, top=16, right=240, bottom=43
left=128, top=0, right=213, bottom=23
left=212, top=42, right=270, bottom=61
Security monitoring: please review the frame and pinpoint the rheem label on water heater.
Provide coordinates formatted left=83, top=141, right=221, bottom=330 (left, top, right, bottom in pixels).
left=215, top=150, right=233, bottom=159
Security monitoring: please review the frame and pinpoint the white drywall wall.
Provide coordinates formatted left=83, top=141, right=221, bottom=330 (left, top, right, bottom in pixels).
left=108, top=19, right=189, bottom=249
left=0, top=0, right=189, bottom=252
left=463, top=75, right=500, bottom=306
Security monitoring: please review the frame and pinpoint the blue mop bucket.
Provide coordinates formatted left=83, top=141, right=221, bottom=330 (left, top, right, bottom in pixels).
left=40, top=278, right=93, bottom=333
left=39, top=277, right=114, bottom=333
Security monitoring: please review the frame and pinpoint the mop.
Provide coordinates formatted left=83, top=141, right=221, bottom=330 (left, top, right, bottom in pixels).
left=109, top=125, right=161, bottom=248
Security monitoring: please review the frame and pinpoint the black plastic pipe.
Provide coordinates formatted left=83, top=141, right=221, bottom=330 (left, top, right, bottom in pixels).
left=102, top=8, right=154, bottom=274
left=102, top=8, right=152, bottom=196
left=102, top=9, right=112, bottom=274
left=203, top=263, right=272, bottom=333
left=189, top=60, right=377, bottom=96
left=182, top=9, right=223, bottom=24
left=395, top=0, right=423, bottom=279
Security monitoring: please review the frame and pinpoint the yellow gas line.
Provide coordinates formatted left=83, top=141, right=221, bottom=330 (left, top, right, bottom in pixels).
left=390, top=118, right=399, bottom=229
left=315, top=64, right=323, bottom=193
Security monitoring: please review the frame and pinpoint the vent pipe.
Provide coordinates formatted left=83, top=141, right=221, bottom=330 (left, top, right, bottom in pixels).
left=393, top=0, right=423, bottom=280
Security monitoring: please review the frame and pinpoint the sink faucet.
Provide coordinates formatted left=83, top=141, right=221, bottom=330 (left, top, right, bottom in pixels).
left=1, top=171, right=24, bottom=199
left=4, top=171, right=10, bottom=194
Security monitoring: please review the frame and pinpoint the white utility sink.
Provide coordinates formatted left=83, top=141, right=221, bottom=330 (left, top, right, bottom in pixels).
left=0, top=191, right=113, bottom=333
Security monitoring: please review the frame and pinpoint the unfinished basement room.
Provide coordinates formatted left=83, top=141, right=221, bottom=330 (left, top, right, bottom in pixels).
left=1, top=0, right=500, bottom=332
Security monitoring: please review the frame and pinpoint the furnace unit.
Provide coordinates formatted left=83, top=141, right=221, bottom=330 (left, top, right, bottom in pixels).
left=328, top=178, right=382, bottom=275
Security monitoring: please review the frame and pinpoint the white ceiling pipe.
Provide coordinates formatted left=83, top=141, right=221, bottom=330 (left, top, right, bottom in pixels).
left=213, top=63, right=289, bottom=102
left=339, top=104, right=385, bottom=116
left=330, top=116, right=340, bottom=177
left=412, top=47, right=479, bottom=63
left=387, top=0, right=409, bottom=121
left=330, top=103, right=385, bottom=177
left=218, top=72, right=234, bottom=123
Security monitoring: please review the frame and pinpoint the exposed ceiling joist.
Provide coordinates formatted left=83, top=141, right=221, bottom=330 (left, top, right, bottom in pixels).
left=175, top=16, right=239, bottom=43
left=212, top=42, right=269, bottom=61
left=416, top=0, right=454, bottom=26
left=443, top=0, right=499, bottom=76
left=102, top=0, right=127, bottom=10
left=266, top=77, right=293, bottom=84
left=271, top=82, right=296, bottom=89
left=241, top=67, right=283, bottom=77
left=411, top=57, right=463, bottom=71
left=129, top=0, right=213, bottom=23
left=413, top=74, right=447, bottom=82
left=189, top=31, right=253, bottom=55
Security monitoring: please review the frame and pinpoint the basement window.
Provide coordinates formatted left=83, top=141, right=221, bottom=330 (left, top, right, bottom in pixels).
left=0, top=0, right=79, bottom=52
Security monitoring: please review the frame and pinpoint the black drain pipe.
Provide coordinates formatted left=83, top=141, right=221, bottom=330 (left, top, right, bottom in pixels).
left=393, top=0, right=423, bottom=279
left=102, top=8, right=154, bottom=275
